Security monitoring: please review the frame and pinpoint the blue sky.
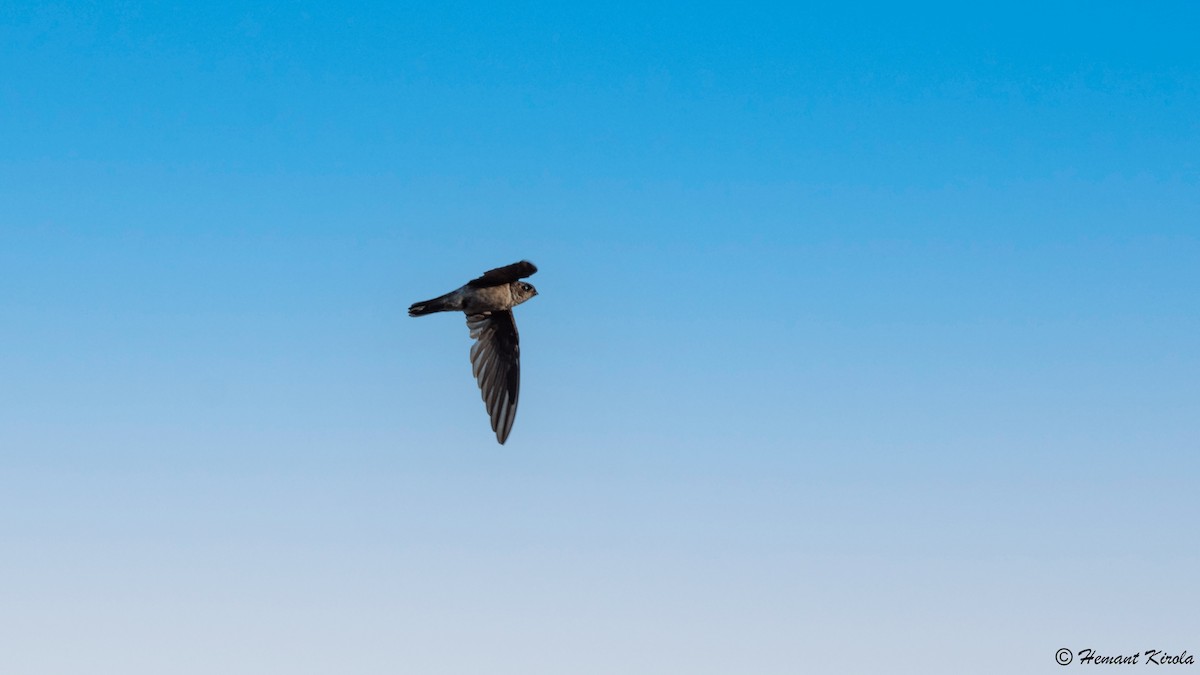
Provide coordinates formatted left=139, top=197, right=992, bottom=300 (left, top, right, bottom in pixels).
left=2, top=2, right=1197, bottom=673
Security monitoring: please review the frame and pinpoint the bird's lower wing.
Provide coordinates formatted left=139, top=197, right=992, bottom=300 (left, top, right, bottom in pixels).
left=466, top=310, right=521, bottom=444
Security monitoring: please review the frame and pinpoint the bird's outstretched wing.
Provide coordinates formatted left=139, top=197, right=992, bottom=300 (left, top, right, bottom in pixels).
left=467, top=260, right=538, bottom=289
left=466, top=310, right=521, bottom=444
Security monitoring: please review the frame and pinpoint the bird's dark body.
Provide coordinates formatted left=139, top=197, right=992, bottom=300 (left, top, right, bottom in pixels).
left=408, top=283, right=523, bottom=316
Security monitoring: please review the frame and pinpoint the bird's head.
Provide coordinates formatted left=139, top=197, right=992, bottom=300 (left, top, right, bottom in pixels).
left=513, top=281, right=538, bottom=305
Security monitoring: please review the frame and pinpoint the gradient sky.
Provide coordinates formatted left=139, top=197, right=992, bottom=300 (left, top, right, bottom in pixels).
left=2, top=2, right=1197, bottom=674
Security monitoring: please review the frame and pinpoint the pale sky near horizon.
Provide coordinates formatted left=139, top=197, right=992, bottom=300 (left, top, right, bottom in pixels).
left=2, top=2, right=1197, bottom=674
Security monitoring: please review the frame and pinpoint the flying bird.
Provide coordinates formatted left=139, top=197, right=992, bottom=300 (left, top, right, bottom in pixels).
left=408, top=261, right=539, bottom=444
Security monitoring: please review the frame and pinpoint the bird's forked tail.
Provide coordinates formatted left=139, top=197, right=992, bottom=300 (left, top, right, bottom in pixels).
left=408, top=292, right=455, bottom=317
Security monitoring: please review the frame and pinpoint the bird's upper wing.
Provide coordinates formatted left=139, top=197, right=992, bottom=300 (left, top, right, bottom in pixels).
left=466, top=310, right=521, bottom=444
left=467, top=260, right=538, bottom=288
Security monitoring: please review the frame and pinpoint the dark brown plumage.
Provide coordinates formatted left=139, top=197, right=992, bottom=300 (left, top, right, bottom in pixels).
left=409, top=261, right=539, bottom=444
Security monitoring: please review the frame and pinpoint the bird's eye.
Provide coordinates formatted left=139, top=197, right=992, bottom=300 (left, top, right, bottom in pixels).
left=522, top=284, right=532, bottom=291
